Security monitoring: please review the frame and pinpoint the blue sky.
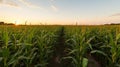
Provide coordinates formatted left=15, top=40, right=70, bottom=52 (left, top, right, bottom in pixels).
left=0, top=0, right=120, bottom=25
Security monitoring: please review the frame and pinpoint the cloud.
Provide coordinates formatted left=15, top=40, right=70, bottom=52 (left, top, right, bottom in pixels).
left=18, top=0, right=40, bottom=8
left=5, top=0, right=18, bottom=7
left=0, top=0, right=18, bottom=7
left=110, top=13, right=120, bottom=17
left=49, top=0, right=59, bottom=12
left=0, top=0, right=57, bottom=11
left=0, top=0, right=40, bottom=8
left=51, top=5, right=58, bottom=12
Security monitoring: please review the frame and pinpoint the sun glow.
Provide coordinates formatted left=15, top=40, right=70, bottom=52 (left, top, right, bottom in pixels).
left=15, top=20, right=20, bottom=25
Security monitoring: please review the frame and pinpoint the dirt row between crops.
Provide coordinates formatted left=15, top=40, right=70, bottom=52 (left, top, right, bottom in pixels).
left=48, top=26, right=101, bottom=67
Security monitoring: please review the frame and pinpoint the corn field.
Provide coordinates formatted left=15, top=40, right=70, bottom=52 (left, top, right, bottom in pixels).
left=0, top=25, right=120, bottom=67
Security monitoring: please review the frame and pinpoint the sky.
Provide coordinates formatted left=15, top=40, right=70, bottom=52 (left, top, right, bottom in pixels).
left=0, top=0, right=120, bottom=25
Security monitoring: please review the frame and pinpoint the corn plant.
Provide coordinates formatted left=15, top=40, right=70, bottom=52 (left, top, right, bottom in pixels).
left=64, top=28, right=94, bottom=67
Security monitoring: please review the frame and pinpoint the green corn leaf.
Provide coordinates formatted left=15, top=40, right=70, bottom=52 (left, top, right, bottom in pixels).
left=68, top=49, right=78, bottom=55
left=0, top=57, right=3, bottom=61
left=91, top=50, right=107, bottom=57
left=62, top=56, right=78, bottom=64
left=82, top=58, right=88, bottom=67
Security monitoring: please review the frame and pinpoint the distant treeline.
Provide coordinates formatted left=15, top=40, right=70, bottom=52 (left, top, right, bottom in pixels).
left=104, top=23, right=120, bottom=25
left=0, top=22, right=15, bottom=25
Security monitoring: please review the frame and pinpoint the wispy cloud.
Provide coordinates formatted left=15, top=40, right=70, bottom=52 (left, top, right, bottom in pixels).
left=0, top=0, right=58, bottom=11
left=51, top=5, right=58, bottom=12
left=0, top=0, right=18, bottom=7
left=0, top=0, right=41, bottom=8
left=49, top=0, right=59, bottom=12
left=5, top=0, right=18, bottom=7
left=18, top=0, right=40, bottom=8
left=110, top=13, right=120, bottom=17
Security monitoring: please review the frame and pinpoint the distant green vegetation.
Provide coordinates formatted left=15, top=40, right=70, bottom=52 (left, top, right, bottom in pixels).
left=0, top=22, right=15, bottom=25
left=0, top=25, right=120, bottom=67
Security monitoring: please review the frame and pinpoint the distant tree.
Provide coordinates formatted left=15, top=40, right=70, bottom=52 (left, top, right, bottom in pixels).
left=104, top=23, right=120, bottom=25
left=110, top=23, right=120, bottom=25
left=0, top=22, right=4, bottom=25
left=7, top=23, right=15, bottom=25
